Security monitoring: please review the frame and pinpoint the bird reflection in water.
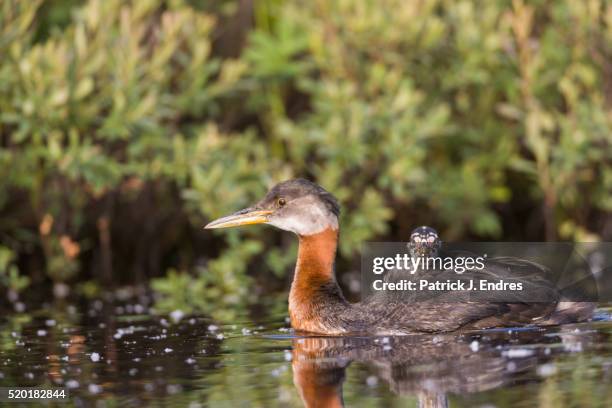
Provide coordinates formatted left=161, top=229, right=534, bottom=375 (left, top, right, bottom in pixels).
left=289, top=327, right=598, bottom=408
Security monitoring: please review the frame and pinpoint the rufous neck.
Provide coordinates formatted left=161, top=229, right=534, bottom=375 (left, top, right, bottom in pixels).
left=289, top=227, right=346, bottom=333
left=295, top=228, right=339, bottom=280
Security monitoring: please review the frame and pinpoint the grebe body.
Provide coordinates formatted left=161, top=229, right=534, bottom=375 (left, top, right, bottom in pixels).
left=205, top=179, right=593, bottom=334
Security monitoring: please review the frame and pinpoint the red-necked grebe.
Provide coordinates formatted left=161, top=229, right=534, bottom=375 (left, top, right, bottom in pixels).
left=205, top=179, right=594, bottom=334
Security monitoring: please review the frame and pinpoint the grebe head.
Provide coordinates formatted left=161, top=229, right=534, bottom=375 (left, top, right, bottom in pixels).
left=408, top=226, right=441, bottom=258
left=204, top=179, right=340, bottom=236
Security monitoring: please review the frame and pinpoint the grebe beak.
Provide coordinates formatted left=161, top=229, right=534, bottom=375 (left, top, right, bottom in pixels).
left=204, top=207, right=273, bottom=229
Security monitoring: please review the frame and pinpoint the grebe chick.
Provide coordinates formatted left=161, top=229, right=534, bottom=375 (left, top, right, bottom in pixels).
left=408, top=226, right=441, bottom=258
left=383, top=226, right=441, bottom=287
left=205, top=179, right=593, bottom=335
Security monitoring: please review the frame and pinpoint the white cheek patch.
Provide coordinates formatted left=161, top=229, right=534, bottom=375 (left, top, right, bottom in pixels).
left=268, top=196, right=338, bottom=235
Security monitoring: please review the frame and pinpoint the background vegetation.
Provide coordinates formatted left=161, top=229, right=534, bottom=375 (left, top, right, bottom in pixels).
left=0, top=0, right=610, bottom=317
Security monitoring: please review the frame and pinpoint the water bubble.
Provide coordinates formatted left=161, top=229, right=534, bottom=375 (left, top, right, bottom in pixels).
left=564, top=342, right=583, bottom=353
left=166, top=384, right=182, bottom=394
left=66, top=379, right=80, bottom=389
left=88, top=384, right=102, bottom=394
left=537, top=363, right=557, bottom=377
left=170, top=310, right=185, bottom=323
left=91, top=352, right=101, bottom=362
left=208, top=324, right=219, bottom=332
left=185, top=358, right=196, bottom=365
left=271, top=365, right=287, bottom=377
left=45, top=319, right=56, bottom=327
left=164, top=348, right=173, bottom=353
left=37, top=329, right=47, bottom=337
left=470, top=340, right=480, bottom=352
left=503, top=348, right=534, bottom=358
left=366, top=376, right=378, bottom=387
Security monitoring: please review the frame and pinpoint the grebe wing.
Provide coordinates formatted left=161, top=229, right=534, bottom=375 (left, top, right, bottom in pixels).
left=353, top=254, right=572, bottom=333
left=347, top=299, right=555, bottom=333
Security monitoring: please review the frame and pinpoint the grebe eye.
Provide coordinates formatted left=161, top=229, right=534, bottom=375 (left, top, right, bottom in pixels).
left=277, top=198, right=286, bottom=207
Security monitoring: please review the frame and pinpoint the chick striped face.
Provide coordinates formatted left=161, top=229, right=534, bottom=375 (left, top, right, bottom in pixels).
left=408, top=226, right=441, bottom=258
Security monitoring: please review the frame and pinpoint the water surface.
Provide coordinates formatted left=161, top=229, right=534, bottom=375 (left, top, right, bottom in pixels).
left=1, top=298, right=611, bottom=407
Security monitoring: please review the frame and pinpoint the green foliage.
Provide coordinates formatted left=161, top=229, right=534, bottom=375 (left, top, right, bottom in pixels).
left=0, top=246, right=30, bottom=294
left=0, top=0, right=610, bottom=316
left=151, top=234, right=263, bottom=319
left=247, top=0, right=611, bottom=242
left=0, top=0, right=248, bottom=286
